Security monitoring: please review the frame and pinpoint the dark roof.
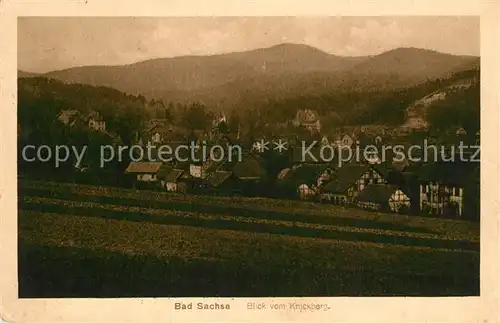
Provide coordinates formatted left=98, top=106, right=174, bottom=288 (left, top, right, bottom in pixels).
left=404, top=161, right=424, bottom=173
left=417, top=161, right=477, bottom=186
left=202, top=159, right=227, bottom=173
left=391, top=158, right=410, bottom=171
left=157, top=164, right=173, bottom=178
left=373, top=162, right=393, bottom=179
left=165, top=169, right=184, bottom=182
left=280, top=164, right=333, bottom=187
left=355, top=184, right=401, bottom=203
left=231, top=154, right=267, bottom=180
left=401, top=172, right=417, bottom=183
left=277, top=168, right=292, bottom=179
left=208, top=171, right=234, bottom=187
left=174, top=161, right=191, bottom=171
left=125, top=162, right=163, bottom=174
left=322, top=164, right=371, bottom=193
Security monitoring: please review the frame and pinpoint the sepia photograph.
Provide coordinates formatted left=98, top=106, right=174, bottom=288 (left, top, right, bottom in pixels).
left=14, top=15, right=483, bottom=300
left=2, top=0, right=500, bottom=319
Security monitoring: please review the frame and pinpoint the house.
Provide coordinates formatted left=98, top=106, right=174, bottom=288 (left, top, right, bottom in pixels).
left=320, top=164, right=386, bottom=204
left=146, top=124, right=166, bottom=145
left=189, top=162, right=203, bottom=179
left=57, top=110, right=81, bottom=128
left=86, top=111, right=106, bottom=132
left=186, top=145, right=227, bottom=179
left=320, top=136, right=330, bottom=146
left=355, top=184, right=411, bottom=213
left=202, top=158, right=227, bottom=173
left=206, top=171, right=240, bottom=195
left=157, top=164, right=174, bottom=187
left=196, top=157, right=230, bottom=180
left=163, top=168, right=188, bottom=193
left=364, top=149, right=382, bottom=164
left=210, top=113, right=229, bottom=140
left=231, top=153, right=267, bottom=181
left=149, top=118, right=169, bottom=128
left=293, top=109, right=321, bottom=133
left=372, top=162, right=393, bottom=180
left=223, top=154, right=267, bottom=196
left=57, top=109, right=107, bottom=132
left=456, top=127, right=467, bottom=136
left=125, top=161, right=164, bottom=182
left=418, top=161, right=476, bottom=218
left=212, top=113, right=227, bottom=128
left=385, top=169, right=420, bottom=214
left=279, top=164, right=335, bottom=200
left=124, top=161, right=165, bottom=188
left=135, top=122, right=180, bottom=147
left=340, top=134, right=354, bottom=148
left=277, top=168, right=292, bottom=180
left=392, top=157, right=410, bottom=172
left=463, top=166, right=480, bottom=221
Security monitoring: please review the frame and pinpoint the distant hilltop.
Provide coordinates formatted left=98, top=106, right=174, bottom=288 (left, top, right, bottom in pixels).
left=18, top=43, right=479, bottom=110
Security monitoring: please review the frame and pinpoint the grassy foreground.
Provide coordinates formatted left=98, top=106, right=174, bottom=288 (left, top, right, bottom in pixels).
left=18, top=180, right=480, bottom=297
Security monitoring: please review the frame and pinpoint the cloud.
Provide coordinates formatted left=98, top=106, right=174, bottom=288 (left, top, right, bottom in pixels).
left=18, top=16, right=479, bottom=73
left=347, top=19, right=409, bottom=54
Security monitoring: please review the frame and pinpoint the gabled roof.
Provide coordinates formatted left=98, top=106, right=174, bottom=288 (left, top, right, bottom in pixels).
left=322, top=164, right=371, bottom=193
left=373, top=162, right=393, bottom=179
left=86, top=111, right=104, bottom=121
left=392, top=158, right=410, bottom=172
left=277, top=168, right=292, bottom=180
left=125, top=162, right=163, bottom=174
left=165, top=169, right=185, bottom=182
left=148, top=118, right=169, bottom=126
left=231, top=154, right=267, bottom=180
left=174, top=161, right=191, bottom=171
left=283, top=164, right=331, bottom=186
left=145, top=124, right=163, bottom=134
left=208, top=171, right=235, bottom=187
left=355, top=184, right=401, bottom=203
left=57, top=109, right=80, bottom=118
left=417, top=161, right=477, bottom=186
left=202, top=159, right=227, bottom=173
left=57, top=109, right=81, bottom=127
left=157, top=164, right=174, bottom=178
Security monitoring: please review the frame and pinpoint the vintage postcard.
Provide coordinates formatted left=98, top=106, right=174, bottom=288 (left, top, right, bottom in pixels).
left=1, top=0, right=499, bottom=322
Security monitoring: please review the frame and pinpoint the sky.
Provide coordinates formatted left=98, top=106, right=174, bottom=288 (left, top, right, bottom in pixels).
left=18, top=16, right=479, bottom=73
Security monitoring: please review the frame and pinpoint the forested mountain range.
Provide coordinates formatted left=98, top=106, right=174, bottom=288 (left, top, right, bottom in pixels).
left=19, top=43, right=479, bottom=110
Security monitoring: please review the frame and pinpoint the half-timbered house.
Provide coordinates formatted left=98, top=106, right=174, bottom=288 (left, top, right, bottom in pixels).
left=355, top=184, right=411, bottom=213
left=320, top=164, right=386, bottom=204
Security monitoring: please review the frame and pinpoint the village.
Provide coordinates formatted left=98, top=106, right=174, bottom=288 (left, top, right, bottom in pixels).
left=50, top=106, right=480, bottom=221
left=14, top=17, right=483, bottom=300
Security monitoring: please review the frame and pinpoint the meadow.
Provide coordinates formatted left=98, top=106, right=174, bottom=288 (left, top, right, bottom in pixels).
left=18, top=179, right=480, bottom=297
